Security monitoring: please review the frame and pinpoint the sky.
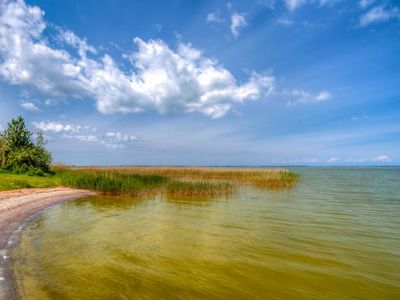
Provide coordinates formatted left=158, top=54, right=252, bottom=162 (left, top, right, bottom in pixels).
left=0, top=0, right=399, bottom=166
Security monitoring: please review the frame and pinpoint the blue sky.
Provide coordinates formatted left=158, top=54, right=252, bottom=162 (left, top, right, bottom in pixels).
left=0, top=0, right=399, bottom=165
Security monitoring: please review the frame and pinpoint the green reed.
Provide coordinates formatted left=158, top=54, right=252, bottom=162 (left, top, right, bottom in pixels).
left=1, top=166, right=298, bottom=196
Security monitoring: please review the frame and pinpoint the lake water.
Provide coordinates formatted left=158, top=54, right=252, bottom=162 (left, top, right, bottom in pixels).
left=9, top=167, right=400, bottom=299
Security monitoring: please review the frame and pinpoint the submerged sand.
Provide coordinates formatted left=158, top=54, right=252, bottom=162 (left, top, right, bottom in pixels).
left=0, top=187, right=95, bottom=299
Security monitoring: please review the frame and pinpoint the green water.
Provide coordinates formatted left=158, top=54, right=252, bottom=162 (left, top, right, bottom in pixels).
left=9, top=168, right=400, bottom=299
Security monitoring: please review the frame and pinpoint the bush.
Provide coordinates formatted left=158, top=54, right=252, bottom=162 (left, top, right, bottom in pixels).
left=0, top=116, right=52, bottom=174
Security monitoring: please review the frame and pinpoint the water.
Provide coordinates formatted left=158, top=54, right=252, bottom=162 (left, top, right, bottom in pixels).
left=9, top=168, right=400, bottom=299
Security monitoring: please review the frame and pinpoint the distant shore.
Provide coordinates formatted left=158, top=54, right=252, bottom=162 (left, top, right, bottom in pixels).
left=0, top=187, right=95, bottom=300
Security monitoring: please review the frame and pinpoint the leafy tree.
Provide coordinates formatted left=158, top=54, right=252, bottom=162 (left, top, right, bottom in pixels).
left=1, top=116, right=33, bottom=150
left=0, top=116, right=52, bottom=174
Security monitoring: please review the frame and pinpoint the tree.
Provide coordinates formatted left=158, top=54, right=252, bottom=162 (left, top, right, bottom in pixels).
left=0, top=116, right=52, bottom=174
left=1, top=116, right=33, bottom=150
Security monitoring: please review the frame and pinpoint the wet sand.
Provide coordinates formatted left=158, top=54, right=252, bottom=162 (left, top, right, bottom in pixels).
left=0, top=187, right=95, bottom=299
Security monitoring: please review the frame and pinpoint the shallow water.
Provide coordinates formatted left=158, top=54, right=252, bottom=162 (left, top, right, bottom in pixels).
left=9, top=167, right=400, bottom=299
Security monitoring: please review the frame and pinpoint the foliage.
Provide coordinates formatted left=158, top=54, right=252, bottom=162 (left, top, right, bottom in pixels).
left=0, top=116, right=52, bottom=174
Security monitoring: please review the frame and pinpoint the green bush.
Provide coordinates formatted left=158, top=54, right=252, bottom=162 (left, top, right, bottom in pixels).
left=0, top=116, right=52, bottom=174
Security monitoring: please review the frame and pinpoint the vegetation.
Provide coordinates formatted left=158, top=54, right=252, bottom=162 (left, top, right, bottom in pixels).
left=56, top=168, right=234, bottom=197
left=0, top=116, right=51, bottom=175
left=0, top=116, right=298, bottom=196
left=0, top=166, right=298, bottom=197
left=74, top=167, right=299, bottom=189
left=52, top=167, right=298, bottom=197
left=0, top=172, right=59, bottom=190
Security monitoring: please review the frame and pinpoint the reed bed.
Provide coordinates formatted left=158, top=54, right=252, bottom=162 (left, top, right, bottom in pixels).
left=53, top=167, right=298, bottom=198
left=74, top=167, right=299, bottom=189
left=57, top=168, right=235, bottom=197
left=59, top=171, right=166, bottom=196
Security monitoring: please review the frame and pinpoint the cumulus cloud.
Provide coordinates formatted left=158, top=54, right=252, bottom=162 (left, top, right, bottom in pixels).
left=32, top=121, right=81, bottom=133
left=20, top=101, right=40, bottom=111
left=58, top=29, right=97, bottom=56
left=285, top=89, right=331, bottom=105
left=359, top=5, right=400, bottom=26
left=230, top=12, right=247, bottom=38
left=0, top=0, right=274, bottom=118
left=32, top=121, right=137, bottom=149
left=373, top=155, right=391, bottom=162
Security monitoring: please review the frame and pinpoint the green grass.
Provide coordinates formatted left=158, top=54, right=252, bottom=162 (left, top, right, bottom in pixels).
left=0, top=172, right=59, bottom=190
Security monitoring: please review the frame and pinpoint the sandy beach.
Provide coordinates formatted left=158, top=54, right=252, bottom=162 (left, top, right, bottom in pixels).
left=0, top=187, right=95, bottom=299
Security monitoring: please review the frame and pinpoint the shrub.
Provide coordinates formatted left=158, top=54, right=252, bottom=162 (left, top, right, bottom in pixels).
left=0, top=116, right=52, bottom=174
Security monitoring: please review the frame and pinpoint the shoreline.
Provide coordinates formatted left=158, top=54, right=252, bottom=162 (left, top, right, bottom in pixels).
left=0, top=187, right=96, bottom=300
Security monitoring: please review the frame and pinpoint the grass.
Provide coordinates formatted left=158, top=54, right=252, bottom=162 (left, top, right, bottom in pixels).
left=0, top=172, right=59, bottom=190
left=0, top=167, right=299, bottom=197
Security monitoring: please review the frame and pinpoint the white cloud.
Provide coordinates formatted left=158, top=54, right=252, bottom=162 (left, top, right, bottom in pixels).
left=63, top=134, right=98, bottom=143
left=32, top=120, right=137, bottom=149
left=58, top=29, right=96, bottom=56
left=283, top=0, right=338, bottom=11
left=32, top=121, right=81, bottom=133
left=106, top=132, right=137, bottom=142
left=63, top=131, right=137, bottom=149
left=360, top=6, right=400, bottom=26
left=275, top=17, right=315, bottom=28
left=230, top=12, right=247, bottom=38
left=327, top=157, right=339, bottom=163
left=344, top=158, right=367, bottom=163
left=316, top=91, right=330, bottom=101
left=20, top=101, right=40, bottom=111
left=0, top=0, right=273, bottom=118
left=285, top=89, right=331, bottom=105
left=373, top=155, right=391, bottom=162
left=206, top=12, right=224, bottom=23
left=359, top=0, right=375, bottom=9
left=284, top=0, right=306, bottom=11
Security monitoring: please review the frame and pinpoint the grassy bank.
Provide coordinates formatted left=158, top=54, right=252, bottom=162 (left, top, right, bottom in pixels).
left=0, top=172, right=59, bottom=190
left=0, top=167, right=298, bottom=196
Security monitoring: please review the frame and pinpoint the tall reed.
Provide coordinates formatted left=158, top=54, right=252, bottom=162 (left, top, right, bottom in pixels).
left=55, top=167, right=298, bottom=197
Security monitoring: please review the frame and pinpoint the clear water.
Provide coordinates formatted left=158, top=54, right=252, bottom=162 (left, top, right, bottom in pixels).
left=10, top=168, right=400, bottom=299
